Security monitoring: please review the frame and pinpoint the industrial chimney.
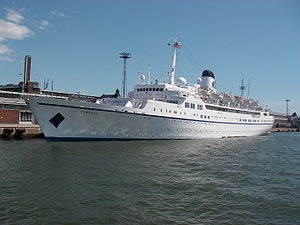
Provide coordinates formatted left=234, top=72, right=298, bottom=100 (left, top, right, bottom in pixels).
left=23, top=55, right=31, bottom=93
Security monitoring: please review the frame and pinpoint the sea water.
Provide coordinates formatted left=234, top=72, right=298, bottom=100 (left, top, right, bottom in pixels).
left=0, top=133, right=299, bottom=224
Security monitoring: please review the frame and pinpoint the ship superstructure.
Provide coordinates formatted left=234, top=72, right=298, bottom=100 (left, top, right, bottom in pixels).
left=26, top=39, right=273, bottom=140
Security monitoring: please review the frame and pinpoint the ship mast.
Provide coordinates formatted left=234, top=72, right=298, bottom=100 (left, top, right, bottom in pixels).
left=168, top=36, right=181, bottom=85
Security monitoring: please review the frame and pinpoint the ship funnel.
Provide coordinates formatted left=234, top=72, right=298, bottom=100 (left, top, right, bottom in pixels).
left=201, top=70, right=216, bottom=92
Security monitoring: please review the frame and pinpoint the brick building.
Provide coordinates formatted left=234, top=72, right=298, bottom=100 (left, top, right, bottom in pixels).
left=0, top=91, right=37, bottom=124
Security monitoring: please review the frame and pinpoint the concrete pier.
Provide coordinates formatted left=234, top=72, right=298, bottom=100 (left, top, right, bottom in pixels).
left=0, top=123, right=44, bottom=139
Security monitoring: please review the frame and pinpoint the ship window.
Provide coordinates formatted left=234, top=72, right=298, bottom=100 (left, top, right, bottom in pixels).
left=146, top=88, right=148, bottom=91
left=153, top=108, right=155, bottom=111
left=156, top=88, right=159, bottom=91
left=174, top=111, right=177, bottom=114
left=191, top=103, right=195, bottom=109
left=185, top=102, right=190, bottom=108
left=160, top=88, right=163, bottom=91
left=208, top=116, right=210, bottom=119
left=200, top=115, right=203, bottom=118
left=149, top=88, right=152, bottom=91
left=204, top=115, right=207, bottom=119
left=142, top=88, right=145, bottom=91
left=197, top=105, right=203, bottom=110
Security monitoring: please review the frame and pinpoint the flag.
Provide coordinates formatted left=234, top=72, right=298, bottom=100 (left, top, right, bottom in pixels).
left=174, top=42, right=181, bottom=48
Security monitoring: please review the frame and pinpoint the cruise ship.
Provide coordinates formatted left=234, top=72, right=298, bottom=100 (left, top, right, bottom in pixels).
left=25, top=40, right=274, bottom=140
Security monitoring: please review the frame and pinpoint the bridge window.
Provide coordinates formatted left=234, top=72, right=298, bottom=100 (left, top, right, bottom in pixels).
left=185, top=102, right=190, bottom=108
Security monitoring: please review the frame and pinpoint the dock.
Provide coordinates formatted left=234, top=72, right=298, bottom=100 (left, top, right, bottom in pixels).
left=271, top=127, right=299, bottom=132
left=0, top=123, right=44, bottom=139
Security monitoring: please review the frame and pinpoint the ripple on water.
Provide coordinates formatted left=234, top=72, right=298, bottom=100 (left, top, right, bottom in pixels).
left=0, top=133, right=300, bottom=224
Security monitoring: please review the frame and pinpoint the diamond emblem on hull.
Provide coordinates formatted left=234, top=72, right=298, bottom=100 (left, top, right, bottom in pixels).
left=49, top=113, right=65, bottom=128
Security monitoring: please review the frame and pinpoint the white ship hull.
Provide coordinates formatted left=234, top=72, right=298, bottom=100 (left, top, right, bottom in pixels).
left=28, top=96, right=273, bottom=141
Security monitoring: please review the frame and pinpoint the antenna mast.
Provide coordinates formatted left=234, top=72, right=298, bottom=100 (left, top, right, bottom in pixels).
left=119, top=52, right=131, bottom=98
left=168, top=36, right=181, bottom=85
left=239, top=78, right=246, bottom=97
left=246, top=77, right=250, bottom=99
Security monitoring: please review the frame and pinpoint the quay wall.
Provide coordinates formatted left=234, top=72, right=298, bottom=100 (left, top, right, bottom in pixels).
left=0, top=124, right=44, bottom=139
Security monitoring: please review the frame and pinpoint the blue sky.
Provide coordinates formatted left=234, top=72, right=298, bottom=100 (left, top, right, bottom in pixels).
left=0, top=0, right=299, bottom=114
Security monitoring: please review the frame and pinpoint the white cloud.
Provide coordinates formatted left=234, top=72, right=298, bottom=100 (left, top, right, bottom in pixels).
left=38, top=19, right=49, bottom=30
left=0, top=43, right=13, bottom=54
left=6, top=9, right=24, bottom=23
left=50, top=10, right=66, bottom=17
left=0, top=9, right=33, bottom=61
left=0, top=55, right=14, bottom=62
left=0, top=19, right=33, bottom=41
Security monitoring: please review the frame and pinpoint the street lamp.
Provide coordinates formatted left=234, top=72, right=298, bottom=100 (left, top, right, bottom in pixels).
left=285, top=99, right=290, bottom=117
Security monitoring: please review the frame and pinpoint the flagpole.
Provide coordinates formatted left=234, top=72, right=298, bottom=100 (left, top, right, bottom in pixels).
left=169, top=36, right=181, bottom=86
